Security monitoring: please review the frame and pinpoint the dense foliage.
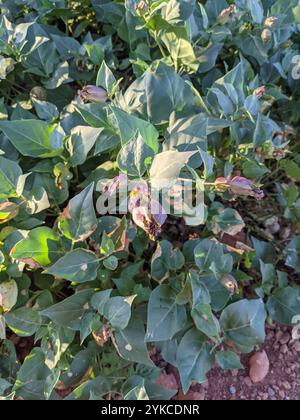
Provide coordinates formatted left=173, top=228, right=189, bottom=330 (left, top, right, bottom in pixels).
left=0, top=0, right=299, bottom=400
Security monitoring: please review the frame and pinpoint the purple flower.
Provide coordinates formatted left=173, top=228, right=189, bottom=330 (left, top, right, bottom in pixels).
left=78, top=85, right=108, bottom=103
left=129, top=183, right=167, bottom=240
left=215, top=176, right=264, bottom=200
left=131, top=199, right=167, bottom=241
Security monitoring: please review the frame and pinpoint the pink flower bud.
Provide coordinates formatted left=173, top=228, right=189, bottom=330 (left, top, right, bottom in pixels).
left=254, top=86, right=266, bottom=99
left=78, top=85, right=108, bottom=103
left=217, top=5, right=235, bottom=24
left=135, top=0, right=149, bottom=14
left=264, top=16, right=278, bottom=27
left=261, top=28, right=272, bottom=43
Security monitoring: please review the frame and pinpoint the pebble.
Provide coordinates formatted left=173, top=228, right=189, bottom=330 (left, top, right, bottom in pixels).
left=268, top=387, right=275, bottom=397
left=280, top=344, right=289, bottom=354
left=229, top=386, right=237, bottom=395
left=279, top=390, right=285, bottom=399
left=276, top=330, right=283, bottom=341
left=244, top=377, right=253, bottom=387
left=293, top=341, right=300, bottom=352
left=282, top=381, right=291, bottom=390
left=280, top=332, right=290, bottom=345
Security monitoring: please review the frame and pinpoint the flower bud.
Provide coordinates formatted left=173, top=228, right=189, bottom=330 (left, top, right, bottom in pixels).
left=78, top=85, right=108, bottom=103
left=264, top=16, right=278, bottom=27
left=254, top=86, right=266, bottom=99
left=229, top=176, right=264, bottom=200
left=217, top=5, right=235, bottom=24
left=261, top=28, right=272, bottom=43
left=135, top=0, right=149, bottom=15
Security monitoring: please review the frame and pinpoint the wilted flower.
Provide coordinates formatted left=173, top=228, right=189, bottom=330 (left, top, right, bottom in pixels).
left=135, top=0, right=149, bottom=14
left=129, top=184, right=167, bottom=240
left=217, top=4, right=235, bottom=24
left=261, top=28, right=272, bottom=43
left=254, top=86, right=266, bottom=99
left=214, top=176, right=264, bottom=200
left=78, top=85, right=108, bottom=103
left=264, top=16, right=278, bottom=27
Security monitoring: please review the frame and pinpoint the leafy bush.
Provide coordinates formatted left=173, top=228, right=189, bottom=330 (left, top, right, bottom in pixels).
left=0, top=0, right=299, bottom=400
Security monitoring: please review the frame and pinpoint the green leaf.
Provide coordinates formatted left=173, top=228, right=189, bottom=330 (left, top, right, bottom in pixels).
left=151, top=240, right=185, bottom=282
left=96, top=61, right=116, bottom=95
left=102, top=296, right=135, bottom=330
left=45, top=249, right=99, bottom=283
left=124, top=63, right=197, bottom=125
left=191, top=303, right=221, bottom=340
left=267, top=287, right=300, bottom=325
left=103, top=255, right=118, bottom=271
left=161, top=29, right=199, bottom=73
left=280, top=160, right=300, bottom=182
left=117, top=132, right=154, bottom=177
left=220, top=299, right=266, bottom=353
left=0, top=156, right=25, bottom=199
left=5, top=307, right=42, bottom=337
left=91, top=289, right=112, bottom=314
left=58, top=183, right=97, bottom=242
left=114, top=316, right=154, bottom=367
left=0, top=120, right=64, bottom=158
left=189, top=271, right=211, bottom=307
left=11, top=227, right=63, bottom=267
left=194, top=239, right=233, bottom=274
left=0, top=279, right=18, bottom=312
left=111, top=107, right=159, bottom=153
left=216, top=351, right=244, bottom=371
left=145, top=285, right=187, bottom=342
left=13, top=348, right=50, bottom=396
left=150, top=150, right=197, bottom=188
left=69, top=126, right=104, bottom=167
left=41, top=289, right=94, bottom=328
left=163, top=0, right=196, bottom=23
left=177, top=328, right=213, bottom=394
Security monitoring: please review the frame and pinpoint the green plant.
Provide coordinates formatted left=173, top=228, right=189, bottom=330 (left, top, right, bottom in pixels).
left=0, top=0, right=299, bottom=400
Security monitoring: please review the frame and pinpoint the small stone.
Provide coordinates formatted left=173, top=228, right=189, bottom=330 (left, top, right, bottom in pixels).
left=279, top=390, right=285, bottom=399
left=231, top=369, right=239, bottom=377
left=268, top=387, right=275, bottom=397
left=276, top=330, right=283, bottom=341
left=244, top=377, right=253, bottom=387
left=249, top=350, right=270, bottom=383
left=262, top=393, right=269, bottom=400
left=280, top=344, right=289, bottom=354
left=282, top=381, right=291, bottom=390
left=229, top=386, right=237, bottom=395
left=293, top=341, right=300, bottom=352
left=280, top=332, right=290, bottom=345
